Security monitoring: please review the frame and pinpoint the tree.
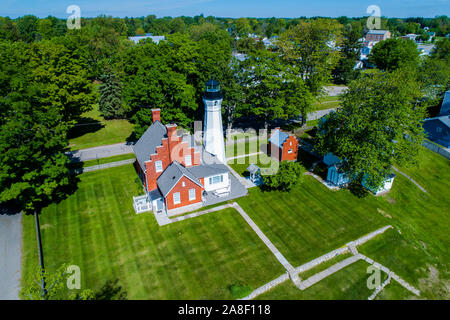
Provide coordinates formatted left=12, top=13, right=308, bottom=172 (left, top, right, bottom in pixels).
left=418, top=57, right=450, bottom=106
left=315, top=69, right=426, bottom=190
left=0, top=17, right=19, bottom=41
left=368, top=38, right=420, bottom=71
left=235, top=18, right=252, bottom=37
left=235, top=37, right=265, bottom=54
left=240, top=50, right=313, bottom=130
left=221, top=58, right=244, bottom=135
left=99, top=69, right=125, bottom=119
left=430, top=38, right=450, bottom=64
left=16, top=15, right=38, bottom=42
left=0, top=40, right=95, bottom=213
left=262, top=161, right=305, bottom=191
left=278, top=18, right=343, bottom=96
left=21, top=264, right=95, bottom=300
left=332, top=22, right=363, bottom=84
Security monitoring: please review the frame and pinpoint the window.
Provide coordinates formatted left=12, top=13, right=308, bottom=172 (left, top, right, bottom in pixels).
left=155, top=160, right=163, bottom=173
left=189, top=188, right=196, bottom=201
left=185, top=155, right=192, bottom=166
left=182, top=181, right=185, bottom=187
left=173, top=192, right=180, bottom=205
left=288, top=149, right=293, bottom=154
left=436, top=127, right=442, bottom=133
left=209, top=175, right=223, bottom=185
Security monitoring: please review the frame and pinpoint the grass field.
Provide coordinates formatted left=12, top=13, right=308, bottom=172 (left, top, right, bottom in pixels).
left=225, top=138, right=267, bottom=158
left=227, top=153, right=274, bottom=176
left=21, top=165, right=284, bottom=299
left=236, top=147, right=450, bottom=299
left=236, top=176, right=390, bottom=267
left=257, top=260, right=387, bottom=300
left=313, top=96, right=341, bottom=111
left=68, top=105, right=134, bottom=151
left=22, top=146, right=450, bottom=299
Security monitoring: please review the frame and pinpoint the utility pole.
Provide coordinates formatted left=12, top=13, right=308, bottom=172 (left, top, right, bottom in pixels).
left=34, top=209, right=47, bottom=299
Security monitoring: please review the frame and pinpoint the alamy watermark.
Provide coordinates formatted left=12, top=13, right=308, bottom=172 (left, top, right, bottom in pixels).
left=66, top=264, right=81, bottom=289
left=66, top=5, right=81, bottom=30
left=366, top=5, right=381, bottom=30
left=366, top=265, right=381, bottom=290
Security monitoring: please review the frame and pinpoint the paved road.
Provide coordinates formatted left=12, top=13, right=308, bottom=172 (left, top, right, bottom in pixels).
left=307, top=107, right=336, bottom=121
left=66, top=142, right=134, bottom=162
left=0, top=213, right=22, bottom=300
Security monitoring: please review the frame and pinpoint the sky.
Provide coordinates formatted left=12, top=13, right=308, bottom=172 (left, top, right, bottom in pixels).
left=1, top=0, right=449, bottom=19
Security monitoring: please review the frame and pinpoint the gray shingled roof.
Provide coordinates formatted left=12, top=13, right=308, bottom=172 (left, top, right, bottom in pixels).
left=133, top=121, right=167, bottom=170
left=188, top=163, right=229, bottom=178
left=157, top=161, right=203, bottom=197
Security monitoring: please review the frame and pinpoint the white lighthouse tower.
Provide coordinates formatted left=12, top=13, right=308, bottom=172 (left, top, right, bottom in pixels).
left=203, top=78, right=226, bottom=164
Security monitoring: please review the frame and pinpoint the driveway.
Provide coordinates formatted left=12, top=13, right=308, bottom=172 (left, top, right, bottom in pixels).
left=66, top=142, right=134, bottom=162
left=0, top=212, right=22, bottom=300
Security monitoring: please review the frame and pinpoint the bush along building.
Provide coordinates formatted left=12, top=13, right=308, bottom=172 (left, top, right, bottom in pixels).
left=132, top=80, right=247, bottom=216
left=268, top=128, right=299, bottom=161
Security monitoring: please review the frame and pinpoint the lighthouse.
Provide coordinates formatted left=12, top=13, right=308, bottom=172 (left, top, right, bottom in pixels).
left=203, top=77, right=226, bottom=164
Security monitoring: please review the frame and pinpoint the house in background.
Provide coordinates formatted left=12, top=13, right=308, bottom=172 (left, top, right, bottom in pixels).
left=423, top=91, right=450, bottom=148
left=365, top=29, right=391, bottom=43
left=128, top=34, right=166, bottom=44
left=401, top=33, right=418, bottom=42
left=268, top=128, right=298, bottom=161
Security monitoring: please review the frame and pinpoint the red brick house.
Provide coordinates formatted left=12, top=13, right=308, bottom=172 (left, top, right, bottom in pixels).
left=133, top=109, right=246, bottom=216
left=268, top=128, right=298, bottom=161
left=365, top=30, right=391, bottom=42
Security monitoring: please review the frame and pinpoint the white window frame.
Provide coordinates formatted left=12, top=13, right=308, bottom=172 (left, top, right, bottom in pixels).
left=189, top=188, right=196, bottom=201
left=209, top=175, right=223, bottom=185
left=288, top=149, right=293, bottom=154
left=155, top=160, right=163, bottom=173
left=185, top=154, right=192, bottom=166
left=173, top=192, right=180, bottom=205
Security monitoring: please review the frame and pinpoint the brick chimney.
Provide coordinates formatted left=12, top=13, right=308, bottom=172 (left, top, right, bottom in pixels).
left=166, top=124, right=179, bottom=162
left=152, top=108, right=161, bottom=123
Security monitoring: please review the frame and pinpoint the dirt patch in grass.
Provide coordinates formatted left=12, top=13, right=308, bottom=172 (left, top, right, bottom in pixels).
left=377, top=208, right=392, bottom=219
left=418, top=265, right=450, bottom=299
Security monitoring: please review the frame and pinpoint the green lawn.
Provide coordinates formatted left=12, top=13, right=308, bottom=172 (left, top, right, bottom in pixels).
left=236, top=176, right=390, bottom=267
left=22, top=146, right=450, bottom=299
left=227, top=153, right=274, bottom=177
left=68, top=105, right=134, bottom=151
left=225, top=138, right=267, bottom=158
left=257, top=260, right=386, bottom=300
left=237, top=147, right=450, bottom=299
left=313, top=96, right=341, bottom=111
left=21, top=165, right=285, bottom=299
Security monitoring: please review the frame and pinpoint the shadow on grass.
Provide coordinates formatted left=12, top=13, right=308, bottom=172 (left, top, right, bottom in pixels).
left=67, top=117, right=105, bottom=140
left=95, top=279, right=127, bottom=300
left=348, top=182, right=369, bottom=198
left=298, top=149, right=320, bottom=170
